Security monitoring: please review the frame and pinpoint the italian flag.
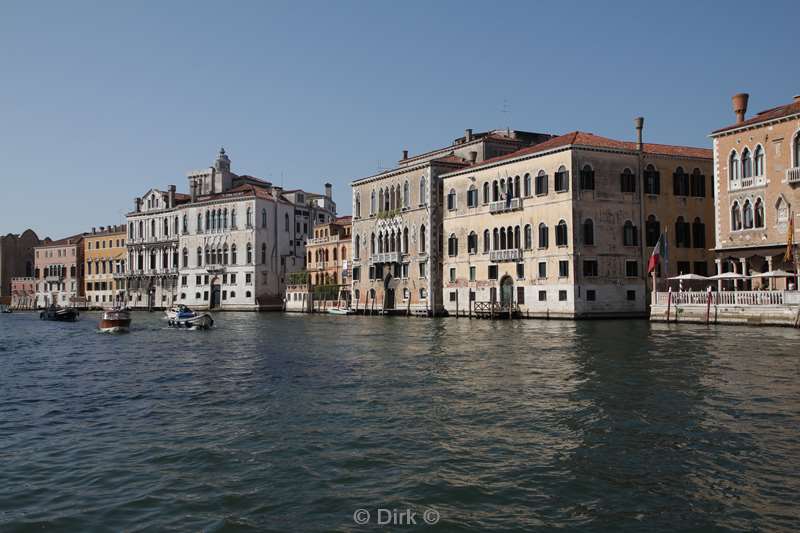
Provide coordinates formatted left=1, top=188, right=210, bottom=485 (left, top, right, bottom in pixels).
left=647, top=233, right=667, bottom=274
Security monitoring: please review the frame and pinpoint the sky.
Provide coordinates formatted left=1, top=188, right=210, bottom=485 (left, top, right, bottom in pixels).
left=1, top=0, right=798, bottom=238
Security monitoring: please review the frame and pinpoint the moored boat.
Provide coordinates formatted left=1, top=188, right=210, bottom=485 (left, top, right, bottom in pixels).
left=166, top=305, right=214, bottom=330
left=327, top=307, right=353, bottom=315
left=40, top=306, right=79, bottom=322
left=99, top=307, right=131, bottom=333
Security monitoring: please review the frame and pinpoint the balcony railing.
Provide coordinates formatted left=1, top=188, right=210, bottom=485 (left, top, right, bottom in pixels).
left=655, top=290, right=786, bottom=306
left=787, top=167, right=800, bottom=184
left=489, top=248, right=521, bottom=262
left=489, top=198, right=522, bottom=213
left=730, top=175, right=766, bottom=190
left=44, top=275, right=64, bottom=282
left=308, top=234, right=341, bottom=245
left=370, top=251, right=402, bottom=264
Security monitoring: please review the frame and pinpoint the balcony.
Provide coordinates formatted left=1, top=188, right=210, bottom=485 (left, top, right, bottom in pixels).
left=308, top=234, right=341, bottom=246
left=45, top=275, right=64, bottom=282
left=370, top=251, right=402, bottom=264
left=489, top=248, right=522, bottom=262
left=489, top=197, right=522, bottom=213
left=787, top=167, right=800, bottom=184
left=730, top=175, right=766, bottom=190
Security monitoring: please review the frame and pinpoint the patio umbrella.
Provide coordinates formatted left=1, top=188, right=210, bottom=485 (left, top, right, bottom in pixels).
left=668, top=273, right=709, bottom=280
left=750, top=269, right=795, bottom=278
left=709, top=272, right=750, bottom=280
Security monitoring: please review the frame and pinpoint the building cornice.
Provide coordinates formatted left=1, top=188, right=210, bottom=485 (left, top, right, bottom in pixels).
left=709, top=112, right=800, bottom=139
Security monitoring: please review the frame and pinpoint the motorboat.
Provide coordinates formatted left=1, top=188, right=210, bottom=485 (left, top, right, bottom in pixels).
left=99, top=307, right=131, bottom=333
left=166, top=305, right=214, bottom=330
left=40, top=306, right=79, bottom=322
left=327, top=307, right=353, bottom=315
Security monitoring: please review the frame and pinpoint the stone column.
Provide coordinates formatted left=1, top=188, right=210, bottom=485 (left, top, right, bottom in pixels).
left=715, top=258, right=723, bottom=293
left=740, top=257, right=748, bottom=291
left=766, top=256, right=773, bottom=290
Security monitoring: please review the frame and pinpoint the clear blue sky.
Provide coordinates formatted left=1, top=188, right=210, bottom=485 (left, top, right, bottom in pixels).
left=2, top=0, right=798, bottom=238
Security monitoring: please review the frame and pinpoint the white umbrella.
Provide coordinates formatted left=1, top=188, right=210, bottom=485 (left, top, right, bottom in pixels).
left=751, top=269, right=795, bottom=278
left=709, top=272, right=750, bottom=280
left=668, top=273, right=709, bottom=280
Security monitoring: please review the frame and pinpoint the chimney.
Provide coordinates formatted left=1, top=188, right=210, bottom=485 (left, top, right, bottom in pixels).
left=134, top=197, right=141, bottom=213
left=402, top=149, right=408, bottom=160
left=190, top=180, right=197, bottom=203
left=469, top=151, right=478, bottom=163
left=634, top=116, right=644, bottom=151
left=92, top=227, right=96, bottom=234
left=168, top=184, right=176, bottom=208
left=465, top=128, right=473, bottom=142
left=732, top=93, right=749, bottom=124
left=325, top=182, right=332, bottom=199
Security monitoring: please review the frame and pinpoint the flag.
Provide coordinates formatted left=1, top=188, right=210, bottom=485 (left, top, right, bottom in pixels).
left=785, top=212, right=794, bottom=263
left=647, top=233, right=667, bottom=274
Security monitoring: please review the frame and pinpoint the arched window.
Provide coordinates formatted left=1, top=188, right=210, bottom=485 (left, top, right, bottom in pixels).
left=754, top=145, right=764, bottom=176
left=524, top=174, right=532, bottom=197
left=524, top=224, right=532, bottom=250
left=492, top=180, right=499, bottom=201
left=743, top=199, right=754, bottom=229
left=151, top=219, right=156, bottom=238
left=164, top=217, right=169, bottom=236
left=467, top=231, right=477, bottom=254
left=419, top=225, right=426, bottom=253
left=333, top=247, right=338, bottom=261
left=582, top=219, right=594, bottom=245
left=246, top=207, right=252, bottom=228
left=483, top=229, right=491, bottom=253
left=483, top=182, right=490, bottom=204
left=514, top=175, right=521, bottom=197
left=341, top=246, right=346, bottom=262
left=580, top=165, right=595, bottom=190
left=210, top=247, right=217, bottom=265
left=354, top=235, right=360, bottom=259
left=794, top=133, right=800, bottom=168
left=182, top=247, right=188, bottom=267
left=731, top=201, right=742, bottom=231
left=623, top=221, right=638, bottom=246
left=690, top=168, right=705, bottom=197
left=222, top=209, right=228, bottom=229
left=231, top=208, right=236, bottom=228
left=692, top=218, right=706, bottom=248
left=555, top=166, right=569, bottom=192
left=644, top=164, right=660, bottom=194
left=742, top=148, right=752, bottom=178
left=538, top=223, right=549, bottom=248
left=231, top=244, right=237, bottom=265
left=403, top=181, right=409, bottom=208
left=284, top=213, right=289, bottom=232
left=499, top=227, right=507, bottom=249
left=645, top=215, right=660, bottom=246
left=389, top=185, right=395, bottom=211
left=467, top=185, right=478, bottom=208
left=384, top=188, right=390, bottom=211
left=447, top=188, right=457, bottom=210
left=754, top=198, right=764, bottom=228
left=262, top=208, right=267, bottom=228
left=370, top=233, right=376, bottom=255
left=261, top=243, right=267, bottom=264
left=370, top=190, right=376, bottom=214
left=246, top=243, right=253, bottom=264
left=355, top=192, right=361, bottom=218
left=555, top=220, right=568, bottom=246
left=493, top=228, right=500, bottom=250
left=403, top=228, right=409, bottom=254
left=182, top=215, right=188, bottom=234
left=729, top=151, right=740, bottom=181
left=673, top=166, right=689, bottom=196
left=535, top=170, right=548, bottom=195
left=514, top=225, right=521, bottom=249
left=621, top=168, right=636, bottom=193
left=675, top=216, right=690, bottom=248
left=197, top=247, right=203, bottom=266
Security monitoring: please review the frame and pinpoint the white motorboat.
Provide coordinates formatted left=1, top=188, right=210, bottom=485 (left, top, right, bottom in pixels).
left=166, top=305, right=214, bottom=330
left=327, top=307, right=353, bottom=315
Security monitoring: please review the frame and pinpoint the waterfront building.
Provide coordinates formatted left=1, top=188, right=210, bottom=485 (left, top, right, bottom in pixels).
left=351, top=129, right=552, bottom=315
left=306, top=216, right=352, bottom=287
left=0, top=229, right=42, bottom=298
left=710, top=93, right=800, bottom=284
left=34, top=234, right=86, bottom=308
left=10, top=277, right=36, bottom=309
left=83, top=225, right=127, bottom=308
left=126, top=148, right=334, bottom=310
left=441, top=121, right=714, bottom=318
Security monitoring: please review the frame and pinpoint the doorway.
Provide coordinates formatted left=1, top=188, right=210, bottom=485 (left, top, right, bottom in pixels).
left=500, top=276, right=514, bottom=307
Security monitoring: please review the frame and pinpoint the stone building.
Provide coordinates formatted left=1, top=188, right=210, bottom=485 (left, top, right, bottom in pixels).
left=441, top=122, right=714, bottom=318
left=0, top=229, right=42, bottom=298
left=10, top=277, right=36, bottom=309
left=34, top=233, right=86, bottom=308
left=350, top=129, right=552, bottom=315
left=710, top=93, right=800, bottom=286
left=125, top=148, right=335, bottom=310
left=306, top=216, right=352, bottom=287
left=83, top=225, right=127, bottom=308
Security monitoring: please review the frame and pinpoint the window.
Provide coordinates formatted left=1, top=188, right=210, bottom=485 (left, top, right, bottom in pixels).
left=449, top=267, right=456, bottom=283
left=231, top=209, right=237, bottom=228
left=538, top=290, right=547, bottom=302
left=419, top=225, right=426, bottom=253
left=355, top=192, right=361, bottom=218
left=677, top=261, right=691, bottom=275
left=586, top=290, right=596, bottom=301
left=483, top=229, right=491, bottom=253
left=467, top=232, right=478, bottom=254
left=419, top=261, right=427, bottom=278
left=692, top=218, right=706, bottom=248
left=625, top=260, right=638, bottom=277
left=447, top=189, right=457, bottom=210
left=558, top=260, right=569, bottom=278
left=644, top=165, right=660, bottom=194
left=246, top=243, right=253, bottom=264
left=743, top=199, right=754, bottom=229
left=482, top=182, right=490, bottom=204
left=693, top=261, right=708, bottom=276
left=583, top=260, right=598, bottom=277
left=535, top=170, right=548, bottom=195
left=620, top=168, right=636, bottom=193
left=623, top=221, right=638, bottom=246
left=488, top=265, right=498, bottom=280
left=419, top=288, right=427, bottom=299
left=517, top=286, right=525, bottom=304
left=538, top=261, right=547, bottom=279
left=469, top=266, right=476, bottom=281
left=538, top=223, right=549, bottom=248
left=582, top=219, right=594, bottom=246
left=261, top=243, right=267, bottom=264
left=284, top=213, right=290, bottom=232
left=467, top=186, right=478, bottom=208
left=675, top=217, right=691, bottom=248
left=754, top=198, right=764, bottom=228
left=731, top=201, right=742, bottom=230
left=729, top=151, right=740, bottom=181
left=753, top=146, right=764, bottom=176
left=524, top=224, right=532, bottom=250
left=690, top=168, right=706, bottom=197
left=627, top=290, right=636, bottom=301
left=580, top=165, right=594, bottom=190
left=182, top=215, right=188, bottom=233
left=556, top=220, right=568, bottom=246
left=742, top=148, right=752, bottom=178
left=448, top=234, right=458, bottom=256
left=794, top=133, right=800, bottom=168
left=555, top=166, right=569, bottom=192
left=559, top=290, right=567, bottom=302
left=645, top=215, right=660, bottom=246
left=419, top=176, right=427, bottom=206
left=261, top=208, right=267, bottom=228
left=524, top=174, right=531, bottom=196
left=516, top=262, right=524, bottom=280
left=403, top=181, right=409, bottom=208
left=182, top=248, right=188, bottom=267
left=673, top=167, right=690, bottom=196
left=449, top=291, right=457, bottom=302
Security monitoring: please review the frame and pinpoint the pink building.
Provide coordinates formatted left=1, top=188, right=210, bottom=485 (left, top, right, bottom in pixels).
left=11, top=277, right=36, bottom=309
left=34, top=234, right=86, bottom=308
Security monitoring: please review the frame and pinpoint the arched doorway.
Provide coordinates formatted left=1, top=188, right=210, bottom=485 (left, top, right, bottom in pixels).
left=210, top=276, right=221, bottom=308
left=500, top=275, right=514, bottom=307
left=384, top=274, right=395, bottom=310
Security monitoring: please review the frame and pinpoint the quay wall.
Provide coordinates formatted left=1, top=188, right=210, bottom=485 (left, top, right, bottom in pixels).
left=650, top=303, right=800, bottom=327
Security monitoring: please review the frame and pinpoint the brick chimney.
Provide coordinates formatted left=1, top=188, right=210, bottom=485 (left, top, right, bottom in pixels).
left=325, top=182, right=332, bottom=199
left=732, top=93, right=749, bottom=124
left=465, top=128, right=473, bottom=142
left=402, top=149, right=408, bottom=160
left=168, top=184, right=176, bottom=208
left=634, top=117, right=644, bottom=151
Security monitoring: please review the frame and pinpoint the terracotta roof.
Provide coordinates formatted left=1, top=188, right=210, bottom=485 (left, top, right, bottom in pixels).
left=431, top=155, right=473, bottom=165
left=196, top=184, right=280, bottom=202
left=712, top=98, right=800, bottom=134
left=37, top=233, right=85, bottom=247
left=334, top=215, right=352, bottom=223
left=174, top=193, right=190, bottom=200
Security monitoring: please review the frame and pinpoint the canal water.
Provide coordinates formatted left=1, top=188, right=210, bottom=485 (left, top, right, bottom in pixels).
left=0, top=312, right=798, bottom=532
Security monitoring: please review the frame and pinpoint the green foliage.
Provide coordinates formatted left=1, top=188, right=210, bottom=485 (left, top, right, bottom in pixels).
left=288, top=271, right=309, bottom=285
left=313, top=283, right=341, bottom=300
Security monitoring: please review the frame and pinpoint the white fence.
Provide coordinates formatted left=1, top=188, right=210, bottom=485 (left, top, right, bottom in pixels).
left=655, top=290, right=787, bottom=306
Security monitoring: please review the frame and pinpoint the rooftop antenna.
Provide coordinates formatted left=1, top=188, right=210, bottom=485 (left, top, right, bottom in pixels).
left=501, top=98, right=511, bottom=133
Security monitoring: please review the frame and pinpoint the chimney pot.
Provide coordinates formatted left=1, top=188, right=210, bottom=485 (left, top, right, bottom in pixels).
left=402, top=149, right=408, bottom=160
left=732, top=93, right=749, bottom=124
left=634, top=117, right=644, bottom=151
